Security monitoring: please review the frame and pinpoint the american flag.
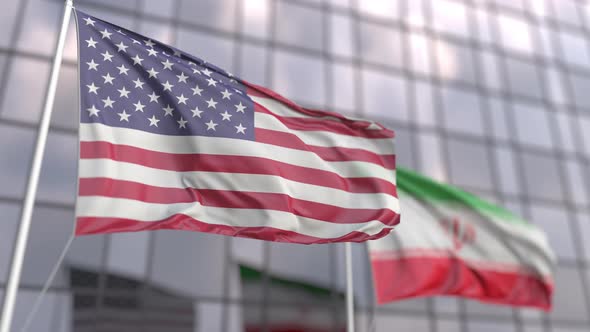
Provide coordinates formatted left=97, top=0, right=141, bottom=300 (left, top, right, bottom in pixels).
left=74, top=10, right=399, bottom=244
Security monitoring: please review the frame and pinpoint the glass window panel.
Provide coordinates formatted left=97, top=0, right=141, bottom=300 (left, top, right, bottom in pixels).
left=374, top=315, right=430, bottom=330
left=330, top=62, right=356, bottom=113
left=530, top=204, right=576, bottom=261
left=577, top=213, right=590, bottom=261
left=63, top=19, right=77, bottom=62
left=554, top=112, right=577, bottom=153
left=12, top=291, right=70, bottom=332
left=359, top=22, right=403, bottom=68
left=272, top=51, right=325, bottom=106
left=176, top=30, right=235, bottom=73
left=488, top=97, right=510, bottom=141
left=330, top=13, right=354, bottom=58
left=494, top=145, right=521, bottom=195
left=276, top=1, right=322, bottom=51
left=106, top=232, right=150, bottom=278
left=441, top=86, right=484, bottom=136
left=179, top=0, right=237, bottom=32
left=151, top=232, right=226, bottom=297
left=475, top=9, right=493, bottom=45
left=330, top=0, right=350, bottom=8
left=437, top=319, right=461, bottom=332
left=16, top=0, right=61, bottom=56
left=560, top=31, right=590, bottom=68
left=580, top=116, right=590, bottom=155
left=67, top=234, right=107, bottom=272
left=513, top=102, right=554, bottom=150
left=405, top=0, right=426, bottom=28
left=418, top=133, right=447, bottom=182
left=448, top=139, right=493, bottom=190
left=240, top=43, right=268, bottom=85
left=392, top=126, right=416, bottom=169
left=435, top=39, right=476, bottom=84
left=1, top=57, right=51, bottom=123
left=0, top=0, right=20, bottom=48
left=545, top=67, right=567, bottom=106
left=538, top=25, right=556, bottom=60
left=409, top=32, right=432, bottom=75
left=551, top=266, right=588, bottom=321
left=553, top=0, right=583, bottom=27
left=0, top=203, right=19, bottom=284
left=465, top=300, right=514, bottom=318
left=568, top=73, right=590, bottom=110
left=433, top=297, right=460, bottom=314
left=497, top=14, right=534, bottom=55
left=480, top=50, right=502, bottom=92
left=521, top=151, right=565, bottom=201
left=414, top=81, right=436, bottom=127
left=141, top=0, right=175, bottom=18
left=530, top=0, right=549, bottom=17
left=431, top=0, right=469, bottom=38
left=361, top=69, right=407, bottom=122
left=37, top=132, right=77, bottom=204
left=357, top=0, right=400, bottom=19
left=467, top=321, right=516, bottom=332
left=196, top=302, right=223, bottom=331
left=20, top=207, right=73, bottom=287
left=0, top=125, right=34, bottom=198
left=495, top=0, right=525, bottom=11
left=242, top=0, right=270, bottom=39
left=138, top=21, right=173, bottom=45
left=506, top=57, right=542, bottom=100
left=565, top=159, right=590, bottom=206
left=51, top=65, right=78, bottom=129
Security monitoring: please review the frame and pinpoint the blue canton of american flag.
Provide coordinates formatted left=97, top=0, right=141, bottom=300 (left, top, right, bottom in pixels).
left=74, top=10, right=400, bottom=244
left=78, top=12, right=253, bottom=140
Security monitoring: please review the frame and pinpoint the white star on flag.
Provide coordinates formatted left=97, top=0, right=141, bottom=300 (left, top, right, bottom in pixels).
left=221, top=89, right=232, bottom=100
left=102, top=96, right=115, bottom=108
left=191, top=85, right=203, bottom=96
left=148, top=92, right=160, bottom=103
left=116, top=64, right=129, bottom=75
left=235, top=102, right=246, bottom=113
left=176, top=94, right=188, bottom=105
left=191, top=107, right=203, bottom=118
left=206, top=98, right=218, bottom=109
left=101, top=51, right=114, bottom=62
left=132, top=54, right=144, bottom=65
left=86, top=82, right=99, bottom=94
left=177, top=72, right=189, bottom=83
left=118, top=110, right=131, bottom=122
left=86, top=37, right=97, bottom=48
left=133, top=101, right=145, bottom=112
left=177, top=117, right=188, bottom=128
left=118, top=87, right=130, bottom=98
left=102, top=73, right=115, bottom=85
left=235, top=123, right=246, bottom=134
left=161, top=59, right=174, bottom=70
left=133, top=78, right=145, bottom=89
left=87, top=105, right=100, bottom=117
left=162, top=81, right=174, bottom=91
left=100, top=28, right=112, bottom=39
left=205, top=120, right=218, bottom=131
left=162, top=105, right=174, bottom=116
left=147, top=68, right=159, bottom=78
left=148, top=115, right=160, bottom=127
left=220, top=111, right=232, bottom=121
left=87, top=59, right=99, bottom=71
left=115, top=41, right=128, bottom=52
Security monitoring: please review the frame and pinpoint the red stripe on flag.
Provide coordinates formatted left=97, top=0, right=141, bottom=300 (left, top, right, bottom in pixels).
left=254, top=128, right=396, bottom=169
left=254, top=102, right=394, bottom=139
left=80, top=141, right=397, bottom=195
left=371, top=255, right=553, bottom=310
left=76, top=216, right=394, bottom=244
left=245, top=82, right=394, bottom=138
left=79, top=178, right=400, bottom=226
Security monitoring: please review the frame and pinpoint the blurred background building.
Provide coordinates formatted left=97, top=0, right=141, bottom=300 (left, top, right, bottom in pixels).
left=1, top=0, right=590, bottom=331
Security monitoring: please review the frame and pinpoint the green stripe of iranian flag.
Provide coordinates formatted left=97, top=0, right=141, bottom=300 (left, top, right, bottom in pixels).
left=369, top=167, right=555, bottom=310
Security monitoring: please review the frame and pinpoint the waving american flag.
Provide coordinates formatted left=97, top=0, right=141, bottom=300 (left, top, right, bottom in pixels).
left=74, top=10, right=399, bottom=244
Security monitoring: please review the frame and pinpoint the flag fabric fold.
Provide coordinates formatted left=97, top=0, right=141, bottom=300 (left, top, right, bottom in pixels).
left=369, top=167, right=555, bottom=310
left=73, top=10, right=399, bottom=244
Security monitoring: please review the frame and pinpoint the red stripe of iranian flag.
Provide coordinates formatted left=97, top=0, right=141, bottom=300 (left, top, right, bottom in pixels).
left=369, top=167, right=555, bottom=310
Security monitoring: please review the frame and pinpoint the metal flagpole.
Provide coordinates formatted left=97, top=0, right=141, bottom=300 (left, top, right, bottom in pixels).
left=0, top=0, right=73, bottom=331
left=345, top=242, right=355, bottom=332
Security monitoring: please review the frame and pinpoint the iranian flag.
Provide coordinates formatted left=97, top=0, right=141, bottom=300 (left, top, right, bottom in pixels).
left=369, top=167, right=555, bottom=310
left=240, top=265, right=345, bottom=332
